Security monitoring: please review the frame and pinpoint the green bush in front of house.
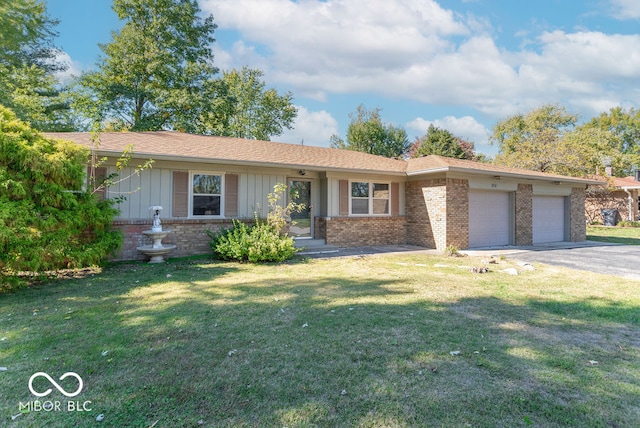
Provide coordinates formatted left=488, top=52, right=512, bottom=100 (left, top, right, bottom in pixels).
left=0, top=106, right=121, bottom=290
left=207, top=183, right=304, bottom=263
left=617, top=220, right=640, bottom=228
left=207, top=219, right=297, bottom=263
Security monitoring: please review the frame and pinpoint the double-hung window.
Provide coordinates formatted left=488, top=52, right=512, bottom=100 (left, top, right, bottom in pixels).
left=350, top=181, right=390, bottom=215
left=192, top=173, right=222, bottom=216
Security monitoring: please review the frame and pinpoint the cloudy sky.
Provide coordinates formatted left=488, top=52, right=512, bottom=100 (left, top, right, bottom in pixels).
left=47, top=0, right=640, bottom=155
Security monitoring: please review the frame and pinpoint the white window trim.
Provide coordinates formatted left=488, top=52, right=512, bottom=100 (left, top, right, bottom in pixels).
left=349, top=180, right=391, bottom=216
left=189, top=171, right=225, bottom=218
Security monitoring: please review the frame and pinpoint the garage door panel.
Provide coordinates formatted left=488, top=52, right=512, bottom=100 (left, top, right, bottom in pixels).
left=469, top=190, right=511, bottom=248
left=533, top=196, right=565, bottom=244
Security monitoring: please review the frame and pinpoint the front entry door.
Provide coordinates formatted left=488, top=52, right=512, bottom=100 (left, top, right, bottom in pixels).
left=289, top=180, right=311, bottom=238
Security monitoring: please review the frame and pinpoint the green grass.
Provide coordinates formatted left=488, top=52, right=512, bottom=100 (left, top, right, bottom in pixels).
left=1, top=253, right=639, bottom=427
left=587, top=225, right=640, bottom=245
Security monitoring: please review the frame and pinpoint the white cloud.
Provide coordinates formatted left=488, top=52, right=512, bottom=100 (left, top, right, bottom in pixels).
left=407, top=115, right=491, bottom=152
left=52, top=51, right=83, bottom=83
left=609, top=0, right=640, bottom=19
left=201, top=0, right=640, bottom=140
left=202, top=0, right=467, bottom=75
left=212, top=41, right=267, bottom=72
left=277, top=106, right=339, bottom=147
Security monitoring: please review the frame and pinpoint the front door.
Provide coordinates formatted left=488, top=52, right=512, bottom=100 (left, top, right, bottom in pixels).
left=289, top=180, right=312, bottom=238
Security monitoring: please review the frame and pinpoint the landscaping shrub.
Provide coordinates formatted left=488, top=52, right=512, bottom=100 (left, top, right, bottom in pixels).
left=207, top=219, right=297, bottom=263
left=618, top=220, right=640, bottom=228
left=0, top=106, right=121, bottom=290
left=207, top=183, right=304, bottom=263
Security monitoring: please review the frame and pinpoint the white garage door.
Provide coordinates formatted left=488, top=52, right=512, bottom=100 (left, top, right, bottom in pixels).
left=468, top=190, right=511, bottom=248
left=533, top=196, right=566, bottom=244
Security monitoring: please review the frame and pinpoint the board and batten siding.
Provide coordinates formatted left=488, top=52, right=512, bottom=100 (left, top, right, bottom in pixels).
left=237, top=173, right=287, bottom=218
left=107, top=166, right=173, bottom=220
left=107, top=166, right=288, bottom=220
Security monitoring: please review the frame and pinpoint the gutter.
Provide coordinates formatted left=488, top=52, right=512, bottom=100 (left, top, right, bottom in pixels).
left=90, top=150, right=408, bottom=177
left=407, top=166, right=602, bottom=186
left=623, top=188, right=634, bottom=221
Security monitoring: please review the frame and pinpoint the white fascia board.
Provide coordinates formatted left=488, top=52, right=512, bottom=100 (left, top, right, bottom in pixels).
left=408, top=166, right=601, bottom=185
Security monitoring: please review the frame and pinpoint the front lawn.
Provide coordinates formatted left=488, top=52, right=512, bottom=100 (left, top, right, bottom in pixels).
left=1, top=253, right=639, bottom=427
left=587, top=225, right=640, bottom=245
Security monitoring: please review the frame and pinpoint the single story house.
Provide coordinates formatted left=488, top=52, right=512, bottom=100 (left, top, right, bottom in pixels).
left=46, top=131, right=600, bottom=261
left=586, top=173, right=640, bottom=224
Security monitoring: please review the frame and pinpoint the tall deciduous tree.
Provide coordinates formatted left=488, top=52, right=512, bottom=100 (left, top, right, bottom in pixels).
left=73, top=0, right=219, bottom=131
left=219, top=67, right=297, bottom=141
left=583, top=107, right=640, bottom=176
left=330, top=105, right=409, bottom=158
left=491, top=104, right=602, bottom=176
left=0, top=0, right=76, bottom=131
left=409, top=124, right=481, bottom=160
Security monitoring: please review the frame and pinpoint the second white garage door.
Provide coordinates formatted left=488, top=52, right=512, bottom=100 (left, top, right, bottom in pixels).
left=533, top=196, right=566, bottom=244
left=468, top=190, right=511, bottom=248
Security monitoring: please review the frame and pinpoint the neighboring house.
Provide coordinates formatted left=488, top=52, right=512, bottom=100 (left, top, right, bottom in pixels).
left=586, top=173, right=640, bottom=224
left=46, top=131, right=599, bottom=261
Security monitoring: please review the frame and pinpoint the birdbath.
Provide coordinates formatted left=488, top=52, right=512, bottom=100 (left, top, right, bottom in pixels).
left=137, top=206, right=176, bottom=263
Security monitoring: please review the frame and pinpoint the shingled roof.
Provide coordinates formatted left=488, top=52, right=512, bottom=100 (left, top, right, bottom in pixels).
left=45, top=131, right=407, bottom=175
left=406, top=155, right=601, bottom=185
left=45, top=131, right=599, bottom=184
left=609, top=176, right=640, bottom=189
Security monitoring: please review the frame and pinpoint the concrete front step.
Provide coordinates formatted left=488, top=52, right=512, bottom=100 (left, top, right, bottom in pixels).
left=293, top=238, right=326, bottom=248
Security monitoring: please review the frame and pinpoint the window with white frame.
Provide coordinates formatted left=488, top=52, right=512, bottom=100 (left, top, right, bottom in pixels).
left=351, top=181, right=390, bottom=215
left=192, top=173, right=222, bottom=216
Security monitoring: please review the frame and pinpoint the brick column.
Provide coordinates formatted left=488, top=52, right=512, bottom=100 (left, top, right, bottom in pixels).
left=405, top=179, right=441, bottom=248
left=570, top=187, right=587, bottom=242
left=515, top=184, right=533, bottom=246
left=446, top=178, right=469, bottom=249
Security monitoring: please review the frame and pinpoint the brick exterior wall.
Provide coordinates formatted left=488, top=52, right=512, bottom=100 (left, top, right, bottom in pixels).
left=405, top=179, right=441, bottom=248
left=112, top=218, right=240, bottom=261
left=405, top=178, right=468, bottom=250
left=585, top=189, right=638, bottom=223
left=319, top=216, right=407, bottom=247
left=515, top=184, right=533, bottom=246
left=445, top=178, right=469, bottom=249
left=314, top=217, right=326, bottom=242
left=570, top=187, right=587, bottom=242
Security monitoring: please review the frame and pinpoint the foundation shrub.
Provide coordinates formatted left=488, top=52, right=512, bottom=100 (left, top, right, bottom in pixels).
left=208, top=219, right=297, bottom=263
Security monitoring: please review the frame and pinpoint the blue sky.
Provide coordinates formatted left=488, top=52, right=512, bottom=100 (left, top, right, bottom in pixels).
left=46, top=0, right=640, bottom=155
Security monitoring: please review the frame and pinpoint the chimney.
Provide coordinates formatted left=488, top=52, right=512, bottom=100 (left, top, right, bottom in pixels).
left=603, top=156, right=612, bottom=177
left=635, top=169, right=640, bottom=182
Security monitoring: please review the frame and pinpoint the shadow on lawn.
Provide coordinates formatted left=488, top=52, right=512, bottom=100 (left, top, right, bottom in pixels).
left=1, top=258, right=639, bottom=427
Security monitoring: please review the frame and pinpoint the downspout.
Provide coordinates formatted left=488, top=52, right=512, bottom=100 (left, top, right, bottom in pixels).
left=623, top=188, right=633, bottom=221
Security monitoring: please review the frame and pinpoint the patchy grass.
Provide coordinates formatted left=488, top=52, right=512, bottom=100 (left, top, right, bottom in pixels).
left=1, top=253, right=639, bottom=427
left=587, top=225, right=640, bottom=245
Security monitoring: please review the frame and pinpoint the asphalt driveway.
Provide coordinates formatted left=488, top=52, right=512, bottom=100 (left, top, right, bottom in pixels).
left=303, top=241, right=640, bottom=280
left=476, top=242, right=640, bottom=280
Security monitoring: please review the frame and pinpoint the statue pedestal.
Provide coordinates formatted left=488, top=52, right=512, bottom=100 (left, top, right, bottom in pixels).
left=137, top=230, right=176, bottom=263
